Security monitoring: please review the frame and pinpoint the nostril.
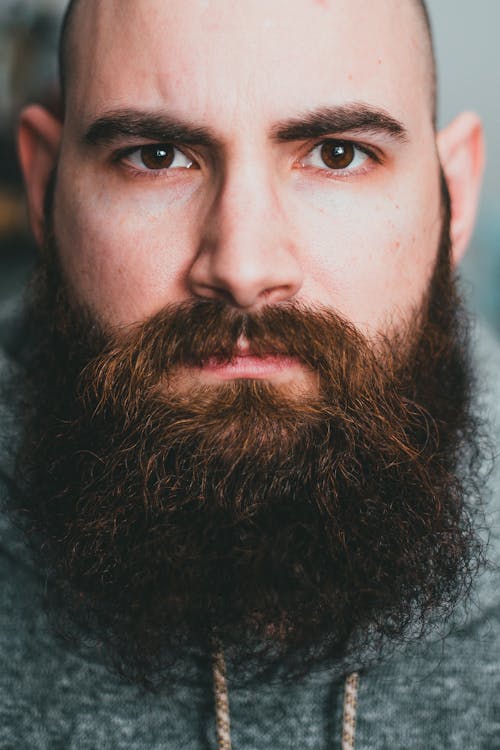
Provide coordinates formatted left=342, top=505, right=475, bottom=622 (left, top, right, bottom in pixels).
left=191, top=282, right=237, bottom=305
left=187, top=215, right=304, bottom=309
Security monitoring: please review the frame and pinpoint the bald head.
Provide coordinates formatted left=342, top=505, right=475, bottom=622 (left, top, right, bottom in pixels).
left=58, top=0, right=436, bottom=120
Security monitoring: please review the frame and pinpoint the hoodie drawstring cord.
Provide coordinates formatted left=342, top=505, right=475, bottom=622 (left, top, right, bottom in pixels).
left=212, top=649, right=359, bottom=750
left=341, top=671, right=360, bottom=750
left=212, top=648, right=232, bottom=750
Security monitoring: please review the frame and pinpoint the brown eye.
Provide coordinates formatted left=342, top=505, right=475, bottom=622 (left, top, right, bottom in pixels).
left=140, top=145, right=175, bottom=170
left=319, top=141, right=355, bottom=170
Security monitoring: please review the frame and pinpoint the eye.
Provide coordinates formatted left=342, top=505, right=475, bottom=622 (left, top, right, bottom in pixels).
left=301, top=140, right=370, bottom=173
left=123, top=144, right=196, bottom=171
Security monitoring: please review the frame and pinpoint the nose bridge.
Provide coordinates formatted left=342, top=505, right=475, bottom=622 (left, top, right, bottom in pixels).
left=217, top=155, right=276, bottom=246
left=188, top=145, right=304, bottom=309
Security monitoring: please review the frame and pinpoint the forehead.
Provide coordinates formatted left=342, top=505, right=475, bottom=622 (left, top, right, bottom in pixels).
left=67, top=0, right=430, bottom=132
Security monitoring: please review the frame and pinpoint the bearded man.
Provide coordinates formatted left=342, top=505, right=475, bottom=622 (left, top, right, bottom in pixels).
left=0, top=0, right=498, bottom=747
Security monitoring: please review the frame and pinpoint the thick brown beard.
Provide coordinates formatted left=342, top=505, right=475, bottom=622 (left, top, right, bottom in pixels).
left=14, top=181, right=485, bottom=685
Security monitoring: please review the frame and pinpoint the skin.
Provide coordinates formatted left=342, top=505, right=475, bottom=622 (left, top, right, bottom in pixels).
left=18, top=0, right=484, bottom=386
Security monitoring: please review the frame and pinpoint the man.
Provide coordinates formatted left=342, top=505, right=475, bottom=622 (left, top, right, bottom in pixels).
left=0, top=0, right=498, bottom=747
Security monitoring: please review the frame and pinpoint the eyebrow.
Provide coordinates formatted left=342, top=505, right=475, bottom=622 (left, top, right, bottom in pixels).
left=83, top=110, right=220, bottom=148
left=270, top=103, right=408, bottom=143
left=82, top=102, right=408, bottom=150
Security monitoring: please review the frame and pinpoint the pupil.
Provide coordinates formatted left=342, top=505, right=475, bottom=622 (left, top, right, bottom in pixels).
left=141, top=145, right=174, bottom=170
left=321, top=141, right=355, bottom=169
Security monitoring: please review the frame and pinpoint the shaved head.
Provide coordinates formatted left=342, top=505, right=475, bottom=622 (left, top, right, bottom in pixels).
left=58, top=0, right=437, bottom=120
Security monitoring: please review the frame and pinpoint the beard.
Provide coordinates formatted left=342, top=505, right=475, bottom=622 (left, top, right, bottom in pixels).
left=14, top=177, right=485, bottom=685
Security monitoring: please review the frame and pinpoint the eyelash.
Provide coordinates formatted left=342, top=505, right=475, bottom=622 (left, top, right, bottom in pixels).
left=300, top=140, right=381, bottom=179
left=112, top=145, right=197, bottom=180
left=112, top=139, right=382, bottom=179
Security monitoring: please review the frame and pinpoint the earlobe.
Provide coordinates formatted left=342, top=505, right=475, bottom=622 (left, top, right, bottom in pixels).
left=437, top=112, right=485, bottom=266
left=17, top=105, right=62, bottom=247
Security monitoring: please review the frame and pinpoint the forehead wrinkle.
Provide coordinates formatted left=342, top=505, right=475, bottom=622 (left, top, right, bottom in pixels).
left=62, top=0, right=435, bottom=130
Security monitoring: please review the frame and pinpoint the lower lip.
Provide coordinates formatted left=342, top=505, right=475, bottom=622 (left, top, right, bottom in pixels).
left=200, top=355, right=300, bottom=380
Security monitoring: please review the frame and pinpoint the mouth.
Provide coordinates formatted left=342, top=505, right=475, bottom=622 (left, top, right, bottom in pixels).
left=164, top=338, right=318, bottom=395
left=199, top=353, right=302, bottom=381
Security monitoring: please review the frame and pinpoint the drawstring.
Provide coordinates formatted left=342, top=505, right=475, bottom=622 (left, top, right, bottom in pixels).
left=341, top=671, right=360, bottom=750
left=212, top=648, right=232, bottom=750
left=212, top=648, right=360, bottom=750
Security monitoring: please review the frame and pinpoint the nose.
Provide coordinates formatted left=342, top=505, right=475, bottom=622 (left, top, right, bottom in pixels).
left=187, top=163, right=303, bottom=310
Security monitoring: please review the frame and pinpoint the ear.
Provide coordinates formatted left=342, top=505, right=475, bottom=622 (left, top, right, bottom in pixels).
left=437, top=112, right=485, bottom=266
left=17, top=105, right=62, bottom=247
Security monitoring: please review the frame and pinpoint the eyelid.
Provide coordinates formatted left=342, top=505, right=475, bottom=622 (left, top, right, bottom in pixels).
left=314, top=137, right=383, bottom=160
left=112, top=143, right=200, bottom=170
left=298, top=137, right=383, bottom=173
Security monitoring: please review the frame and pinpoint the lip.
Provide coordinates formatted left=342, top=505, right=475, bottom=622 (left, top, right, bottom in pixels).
left=199, top=354, right=300, bottom=380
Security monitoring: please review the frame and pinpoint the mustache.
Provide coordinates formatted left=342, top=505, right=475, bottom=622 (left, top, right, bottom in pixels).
left=97, top=298, right=371, bottom=361
left=81, top=298, right=401, bottom=398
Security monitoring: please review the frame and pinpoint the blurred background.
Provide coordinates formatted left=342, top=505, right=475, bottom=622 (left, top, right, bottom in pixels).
left=0, top=0, right=499, bottom=331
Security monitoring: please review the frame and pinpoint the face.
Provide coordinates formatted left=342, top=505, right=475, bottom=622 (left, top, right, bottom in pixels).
left=54, top=0, right=441, bottom=347
left=14, top=0, right=486, bottom=683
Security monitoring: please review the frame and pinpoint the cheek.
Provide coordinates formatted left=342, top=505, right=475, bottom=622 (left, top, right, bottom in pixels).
left=53, top=167, right=199, bottom=325
left=289, top=180, right=441, bottom=333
